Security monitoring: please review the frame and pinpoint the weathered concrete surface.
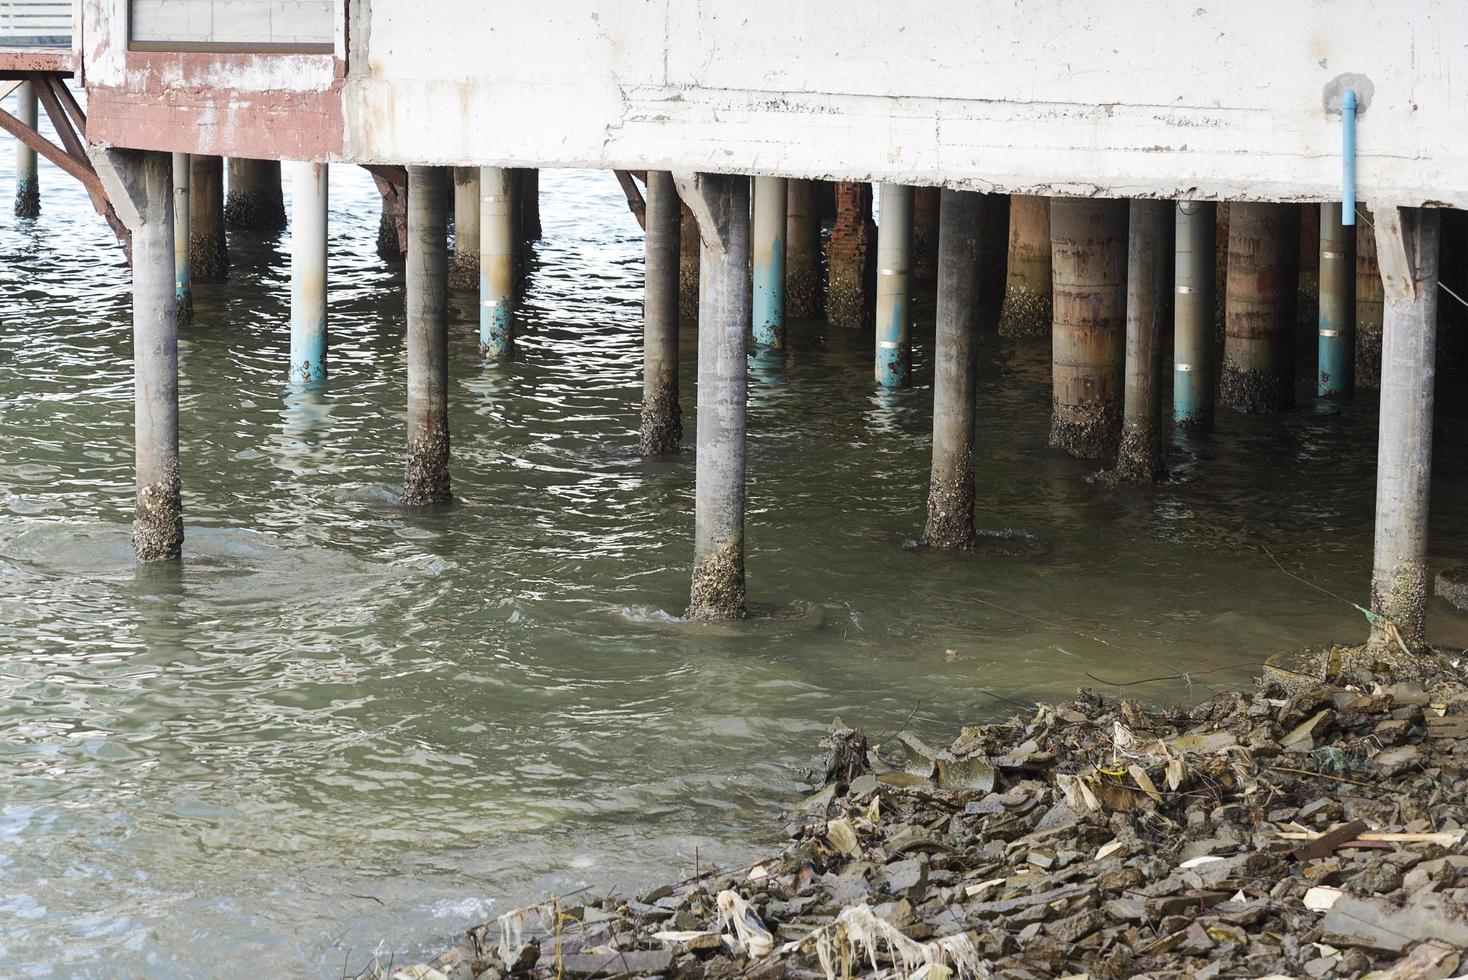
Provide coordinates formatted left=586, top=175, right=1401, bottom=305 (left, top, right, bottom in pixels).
left=998, top=195, right=1051, bottom=337
left=785, top=178, right=824, bottom=318
left=76, top=0, right=1468, bottom=222
left=641, top=171, right=682, bottom=455
left=403, top=166, right=452, bottom=507
left=1368, top=207, right=1440, bottom=654
left=225, top=158, right=286, bottom=231
left=1108, top=200, right=1169, bottom=484
left=189, top=154, right=228, bottom=282
left=1222, top=202, right=1297, bottom=414
left=449, top=167, right=481, bottom=290
left=84, top=1, right=1468, bottom=210
left=1049, top=198, right=1127, bottom=459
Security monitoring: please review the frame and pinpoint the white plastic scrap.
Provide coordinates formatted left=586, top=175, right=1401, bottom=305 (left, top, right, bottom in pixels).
left=716, top=890, right=775, bottom=958
left=1304, top=885, right=1345, bottom=912
left=496, top=901, right=554, bottom=969
left=1179, top=855, right=1226, bottom=869
left=810, top=904, right=988, bottom=980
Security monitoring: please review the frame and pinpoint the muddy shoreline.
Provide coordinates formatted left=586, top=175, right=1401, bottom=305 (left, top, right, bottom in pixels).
left=380, top=658, right=1468, bottom=979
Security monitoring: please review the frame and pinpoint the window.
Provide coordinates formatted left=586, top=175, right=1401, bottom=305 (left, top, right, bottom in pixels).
left=129, top=0, right=334, bottom=53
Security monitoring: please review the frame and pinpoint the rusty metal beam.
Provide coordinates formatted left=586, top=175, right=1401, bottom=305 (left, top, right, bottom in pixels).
left=27, top=72, right=128, bottom=246
left=361, top=163, right=406, bottom=189
left=0, top=103, right=98, bottom=194
left=365, top=165, right=408, bottom=256
left=43, top=73, right=85, bottom=134
left=615, top=169, right=646, bottom=230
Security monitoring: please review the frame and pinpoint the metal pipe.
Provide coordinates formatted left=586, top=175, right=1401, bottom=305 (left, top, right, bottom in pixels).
left=171, top=152, right=191, bottom=323
left=874, top=183, right=913, bottom=386
left=640, top=171, right=681, bottom=455
left=1049, top=197, right=1128, bottom=457
left=13, top=81, right=37, bottom=217
left=403, top=165, right=451, bottom=506
left=1342, top=89, right=1357, bottom=227
left=998, top=195, right=1052, bottom=337
left=1317, top=202, right=1356, bottom=396
left=689, top=174, right=750, bottom=620
left=131, top=151, right=181, bottom=562
left=479, top=166, right=516, bottom=360
left=1221, top=202, right=1296, bottom=413
left=289, top=161, right=328, bottom=383
left=1173, top=200, right=1216, bottom=428
left=752, top=176, right=787, bottom=349
left=924, top=189, right=980, bottom=550
left=1369, top=207, right=1440, bottom=653
left=1114, top=200, right=1170, bottom=482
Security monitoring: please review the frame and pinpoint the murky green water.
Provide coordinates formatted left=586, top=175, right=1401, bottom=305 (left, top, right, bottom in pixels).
left=3, top=122, right=1468, bottom=976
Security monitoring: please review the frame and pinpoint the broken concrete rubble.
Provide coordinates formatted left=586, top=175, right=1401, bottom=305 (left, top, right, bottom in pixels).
left=379, top=664, right=1468, bottom=979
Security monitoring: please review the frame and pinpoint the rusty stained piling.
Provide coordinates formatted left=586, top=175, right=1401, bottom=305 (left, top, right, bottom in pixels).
left=171, top=152, right=192, bottom=324
left=128, top=151, right=182, bottom=561
left=288, top=162, right=328, bottom=382
left=874, top=183, right=914, bottom=386
left=640, top=171, right=682, bottom=455
left=1369, top=207, right=1441, bottom=654
left=189, top=155, right=228, bottom=282
left=13, top=81, right=38, bottom=217
left=686, top=173, right=751, bottom=620
left=912, top=186, right=941, bottom=282
left=924, top=189, right=981, bottom=549
left=1111, top=200, right=1170, bottom=483
left=785, top=178, right=824, bottom=318
left=752, top=176, right=787, bottom=348
left=1048, top=197, right=1128, bottom=458
left=998, top=195, right=1052, bottom=337
left=224, top=158, right=286, bottom=231
left=448, top=167, right=481, bottom=290
left=1318, top=202, right=1357, bottom=396
left=827, top=181, right=875, bottom=329
left=479, top=167, right=516, bottom=360
left=1173, top=201, right=1216, bottom=429
left=1356, top=205, right=1386, bottom=388
left=1222, top=202, right=1297, bottom=413
left=402, top=166, right=451, bottom=506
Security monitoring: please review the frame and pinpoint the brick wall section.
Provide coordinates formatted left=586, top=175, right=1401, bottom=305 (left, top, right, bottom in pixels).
left=827, top=181, right=875, bottom=328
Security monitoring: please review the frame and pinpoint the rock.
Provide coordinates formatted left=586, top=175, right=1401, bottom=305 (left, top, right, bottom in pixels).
left=557, top=950, right=674, bottom=976
left=1323, top=894, right=1468, bottom=952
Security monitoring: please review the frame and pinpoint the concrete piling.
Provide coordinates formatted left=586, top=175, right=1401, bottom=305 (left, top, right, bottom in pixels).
left=1049, top=197, right=1128, bottom=458
left=519, top=168, right=542, bottom=241
left=224, top=158, right=286, bottom=231
left=1173, top=201, right=1216, bottom=429
left=377, top=189, right=401, bottom=260
left=640, top=171, right=682, bottom=455
left=129, top=151, right=182, bottom=561
left=874, top=183, right=914, bottom=386
left=912, top=186, right=941, bottom=282
left=402, top=165, right=452, bottom=506
left=13, top=81, right=38, bottom=217
left=189, top=155, right=229, bottom=282
left=998, top=195, right=1052, bottom=337
left=1221, top=202, right=1296, bottom=413
left=171, top=152, right=192, bottom=324
left=685, top=173, right=751, bottom=620
left=288, top=162, right=328, bottom=382
left=752, top=176, right=787, bottom=349
left=1113, top=200, right=1170, bottom=483
left=1368, top=207, right=1441, bottom=655
left=924, top=189, right=981, bottom=549
left=479, top=166, right=516, bottom=360
left=678, top=203, right=700, bottom=326
left=785, top=178, right=823, bottom=318
left=448, top=167, right=482, bottom=290
left=827, top=181, right=875, bottom=329
left=1318, top=202, right=1356, bottom=397
left=1356, top=206, right=1385, bottom=388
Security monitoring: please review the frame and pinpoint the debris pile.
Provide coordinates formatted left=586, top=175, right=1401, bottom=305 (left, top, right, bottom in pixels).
left=386, top=666, right=1468, bottom=979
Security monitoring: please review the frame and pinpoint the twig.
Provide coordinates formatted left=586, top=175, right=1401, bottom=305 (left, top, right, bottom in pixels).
left=1269, top=764, right=1376, bottom=788
left=872, top=699, right=922, bottom=749
left=1085, top=661, right=1269, bottom=688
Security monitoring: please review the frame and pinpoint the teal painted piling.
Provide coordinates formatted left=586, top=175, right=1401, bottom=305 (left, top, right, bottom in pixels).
left=875, top=183, right=913, bottom=387
left=752, top=176, right=787, bottom=348
left=1317, top=202, right=1355, bottom=397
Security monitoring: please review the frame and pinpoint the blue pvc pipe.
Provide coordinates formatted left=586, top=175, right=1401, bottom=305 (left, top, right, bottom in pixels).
left=1342, top=89, right=1357, bottom=227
